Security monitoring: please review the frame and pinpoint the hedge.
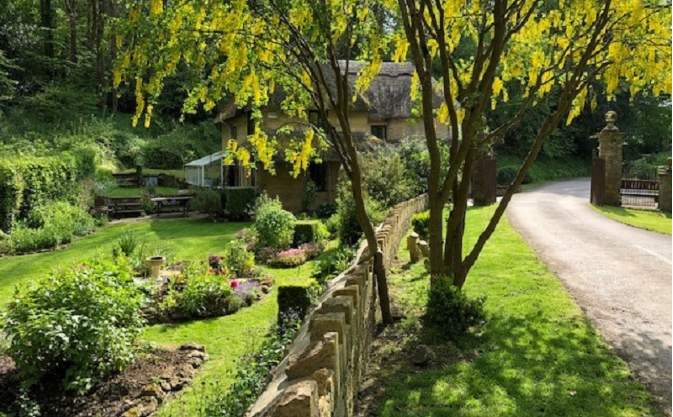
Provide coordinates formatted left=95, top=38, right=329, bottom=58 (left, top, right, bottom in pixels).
left=223, top=187, right=257, bottom=221
left=0, top=152, right=94, bottom=232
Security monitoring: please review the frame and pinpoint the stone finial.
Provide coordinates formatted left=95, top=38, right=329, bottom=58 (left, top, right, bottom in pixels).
left=604, top=110, right=618, bottom=131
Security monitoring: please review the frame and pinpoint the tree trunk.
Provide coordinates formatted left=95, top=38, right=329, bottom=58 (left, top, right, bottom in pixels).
left=65, top=0, right=78, bottom=63
left=107, top=0, right=118, bottom=111
left=40, top=0, right=54, bottom=59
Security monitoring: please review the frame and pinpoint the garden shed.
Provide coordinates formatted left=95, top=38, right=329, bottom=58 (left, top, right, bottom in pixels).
left=184, top=151, right=225, bottom=187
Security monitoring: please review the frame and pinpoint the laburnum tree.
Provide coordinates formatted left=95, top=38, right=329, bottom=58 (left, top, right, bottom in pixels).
left=113, top=0, right=396, bottom=322
left=392, top=0, right=671, bottom=286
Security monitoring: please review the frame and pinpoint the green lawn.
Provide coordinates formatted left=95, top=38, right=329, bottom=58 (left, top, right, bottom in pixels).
left=0, top=217, right=332, bottom=416
left=375, top=206, right=660, bottom=417
left=0, top=218, right=249, bottom=307
left=591, top=205, right=672, bottom=235
left=102, top=185, right=181, bottom=198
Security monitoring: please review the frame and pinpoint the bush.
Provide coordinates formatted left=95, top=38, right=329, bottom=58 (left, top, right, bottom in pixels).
left=223, top=187, right=257, bottom=220
left=293, top=221, right=329, bottom=246
left=315, top=202, right=337, bottom=219
left=362, top=147, right=416, bottom=207
left=335, top=183, right=385, bottom=246
left=113, top=232, right=139, bottom=258
left=2, top=257, right=144, bottom=393
left=223, top=239, right=256, bottom=277
left=2, top=201, right=95, bottom=254
left=254, top=195, right=296, bottom=250
left=0, top=153, right=94, bottom=232
left=411, top=211, right=430, bottom=240
left=162, top=273, right=236, bottom=319
left=277, top=286, right=312, bottom=325
left=191, top=188, right=222, bottom=219
left=496, top=166, right=517, bottom=186
left=313, top=247, right=353, bottom=284
left=423, top=277, right=486, bottom=339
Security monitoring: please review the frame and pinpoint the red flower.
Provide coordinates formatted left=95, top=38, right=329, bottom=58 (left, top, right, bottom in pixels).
left=230, top=279, right=239, bottom=289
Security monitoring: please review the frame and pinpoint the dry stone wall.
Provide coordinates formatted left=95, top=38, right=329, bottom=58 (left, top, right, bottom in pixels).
left=247, top=194, right=428, bottom=417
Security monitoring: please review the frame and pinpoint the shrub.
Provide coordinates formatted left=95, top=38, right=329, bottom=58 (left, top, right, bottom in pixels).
left=3, top=223, right=58, bottom=254
left=423, top=277, right=486, bottom=339
left=191, top=188, right=222, bottom=219
left=2, top=257, right=144, bottom=393
left=411, top=211, right=430, bottom=240
left=315, top=202, right=337, bottom=219
left=254, top=195, right=296, bottom=250
left=162, top=274, right=235, bottom=319
left=335, top=183, right=385, bottom=246
left=293, top=221, right=329, bottom=246
left=271, top=247, right=309, bottom=268
left=277, top=286, right=311, bottom=325
left=28, top=201, right=95, bottom=239
left=362, top=147, right=416, bottom=207
left=0, top=153, right=94, bottom=233
left=234, top=228, right=258, bottom=251
left=223, top=239, right=256, bottom=277
left=224, top=187, right=257, bottom=220
left=113, top=232, right=138, bottom=258
left=313, top=247, right=353, bottom=284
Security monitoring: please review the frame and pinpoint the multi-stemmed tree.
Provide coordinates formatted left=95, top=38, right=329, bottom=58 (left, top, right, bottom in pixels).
left=393, top=0, right=671, bottom=286
left=114, top=0, right=396, bottom=322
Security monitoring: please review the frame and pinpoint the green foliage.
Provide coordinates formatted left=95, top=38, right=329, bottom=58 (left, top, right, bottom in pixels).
left=223, top=187, right=257, bottom=220
left=302, top=179, right=318, bottom=212
left=315, top=202, right=337, bottom=219
left=293, top=221, right=328, bottom=246
left=1, top=201, right=95, bottom=254
left=222, top=239, right=256, bottom=277
left=202, top=313, right=301, bottom=417
left=362, top=146, right=416, bottom=207
left=277, top=286, right=311, bottom=325
left=624, top=152, right=670, bottom=179
left=335, top=183, right=385, bottom=246
left=162, top=273, right=237, bottom=319
left=0, top=153, right=93, bottom=232
left=398, top=137, right=449, bottom=195
left=113, top=232, right=139, bottom=258
left=2, top=256, right=144, bottom=393
left=423, top=276, right=486, bottom=339
left=312, top=247, right=353, bottom=284
left=141, top=122, right=220, bottom=169
left=191, top=188, right=223, bottom=219
left=253, top=194, right=296, bottom=249
left=411, top=211, right=430, bottom=240
left=496, top=166, right=517, bottom=186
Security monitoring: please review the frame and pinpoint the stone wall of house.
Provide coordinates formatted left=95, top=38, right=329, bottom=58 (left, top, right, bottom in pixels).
left=247, top=194, right=429, bottom=417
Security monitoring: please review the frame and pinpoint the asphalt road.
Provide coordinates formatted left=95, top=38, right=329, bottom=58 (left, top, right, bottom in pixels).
left=508, top=178, right=672, bottom=414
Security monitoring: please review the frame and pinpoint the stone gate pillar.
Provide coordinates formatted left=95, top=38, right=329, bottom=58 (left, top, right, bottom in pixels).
left=594, top=111, right=624, bottom=206
left=658, top=159, right=671, bottom=213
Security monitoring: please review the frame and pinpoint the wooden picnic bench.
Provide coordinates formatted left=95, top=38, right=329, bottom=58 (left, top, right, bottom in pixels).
left=151, top=196, right=192, bottom=217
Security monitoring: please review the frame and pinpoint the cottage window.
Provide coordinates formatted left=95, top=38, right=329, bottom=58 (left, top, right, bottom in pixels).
left=308, top=163, right=328, bottom=192
left=371, top=124, right=387, bottom=140
left=226, top=164, right=240, bottom=187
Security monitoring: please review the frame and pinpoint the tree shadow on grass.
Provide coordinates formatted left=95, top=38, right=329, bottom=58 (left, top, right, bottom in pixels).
left=369, top=312, right=665, bottom=417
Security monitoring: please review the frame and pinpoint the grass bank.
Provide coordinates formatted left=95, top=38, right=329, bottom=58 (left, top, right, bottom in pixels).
left=591, top=205, right=671, bottom=235
left=498, top=154, right=590, bottom=183
left=372, top=206, right=660, bottom=417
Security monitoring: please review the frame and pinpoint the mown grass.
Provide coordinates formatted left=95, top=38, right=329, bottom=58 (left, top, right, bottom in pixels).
left=102, top=186, right=181, bottom=198
left=0, top=217, right=335, bottom=416
left=376, top=206, right=661, bottom=417
left=591, top=205, right=671, bottom=235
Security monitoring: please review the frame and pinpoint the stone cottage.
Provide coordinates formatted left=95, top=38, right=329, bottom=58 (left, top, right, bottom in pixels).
left=215, top=61, right=448, bottom=213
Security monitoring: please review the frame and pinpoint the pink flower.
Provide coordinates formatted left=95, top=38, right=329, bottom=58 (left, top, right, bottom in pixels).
left=230, top=279, right=239, bottom=289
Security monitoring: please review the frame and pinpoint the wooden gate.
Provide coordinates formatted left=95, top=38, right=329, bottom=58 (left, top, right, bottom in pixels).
left=591, top=157, right=605, bottom=205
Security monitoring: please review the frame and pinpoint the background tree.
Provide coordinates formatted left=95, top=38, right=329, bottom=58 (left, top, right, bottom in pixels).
left=114, top=0, right=396, bottom=323
left=393, top=0, right=671, bottom=286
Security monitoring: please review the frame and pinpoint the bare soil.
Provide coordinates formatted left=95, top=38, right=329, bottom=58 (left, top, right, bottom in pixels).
left=0, top=344, right=208, bottom=417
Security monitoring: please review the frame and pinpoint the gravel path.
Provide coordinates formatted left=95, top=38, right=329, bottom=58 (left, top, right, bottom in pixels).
left=508, top=178, right=672, bottom=414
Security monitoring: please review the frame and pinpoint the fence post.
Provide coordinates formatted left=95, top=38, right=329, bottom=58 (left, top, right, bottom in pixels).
left=658, top=159, right=672, bottom=213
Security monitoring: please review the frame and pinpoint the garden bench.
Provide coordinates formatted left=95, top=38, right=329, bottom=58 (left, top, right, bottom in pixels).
left=151, top=196, right=192, bottom=217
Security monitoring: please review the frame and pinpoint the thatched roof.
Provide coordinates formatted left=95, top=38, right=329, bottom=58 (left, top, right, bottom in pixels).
left=216, top=61, right=443, bottom=123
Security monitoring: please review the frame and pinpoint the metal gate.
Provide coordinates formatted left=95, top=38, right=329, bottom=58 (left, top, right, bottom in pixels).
left=620, top=178, right=659, bottom=209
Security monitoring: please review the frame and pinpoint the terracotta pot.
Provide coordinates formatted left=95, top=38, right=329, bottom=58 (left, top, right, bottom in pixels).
left=146, top=256, right=166, bottom=279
